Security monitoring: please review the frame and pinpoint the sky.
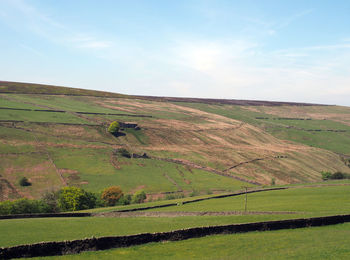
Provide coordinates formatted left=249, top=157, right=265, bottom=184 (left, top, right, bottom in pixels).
left=0, top=0, right=350, bottom=106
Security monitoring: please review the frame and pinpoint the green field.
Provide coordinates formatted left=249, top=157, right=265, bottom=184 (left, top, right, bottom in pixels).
left=1, top=184, right=350, bottom=249
left=148, top=185, right=350, bottom=215
left=36, top=223, right=350, bottom=260
left=0, top=109, right=90, bottom=124
left=0, top=214, right=302, bottom=248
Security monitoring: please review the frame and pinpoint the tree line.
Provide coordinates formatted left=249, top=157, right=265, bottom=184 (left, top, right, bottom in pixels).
left=0, top=186, right=146, bottom=215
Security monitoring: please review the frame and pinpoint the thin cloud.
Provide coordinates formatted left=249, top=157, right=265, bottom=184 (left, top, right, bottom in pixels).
left=276, top=9, right=313, bottom=30
left=19, top=44, right=45, bottom=57
left=70, top=36, right=112, bottom=50
left=78, top=41, right=112, bottom=49
left=4, top=0, right=114, bottom=53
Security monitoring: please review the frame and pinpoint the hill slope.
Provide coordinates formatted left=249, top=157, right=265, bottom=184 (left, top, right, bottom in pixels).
left=0, top=81, right=349, bottom=200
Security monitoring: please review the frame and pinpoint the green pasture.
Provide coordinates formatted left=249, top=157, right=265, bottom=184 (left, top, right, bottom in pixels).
left=0, top=142, right=36, bottom=154
left=0, top=125, right=37, bottom=142
left=82, top=193, right=224, bottom=213
left=49, top=148, right=248, bottom=193
left=0, top=95, right=42, bottom=109
left=0, top=214, right=306, bottom=248
left=124, top=128, right=148, bottom=145
left=267, top=127, right=350, bottom=155
left=148, top=185, right=350, bottom=215
left=0, top=153, right=62, bottom=197
left=262, top=118, right=350, bottom=131
left=1, top=183, right=350, bottom=251
left=0, top=109, right=90, bottom=124
left=40, top=223, right=350, bottom=260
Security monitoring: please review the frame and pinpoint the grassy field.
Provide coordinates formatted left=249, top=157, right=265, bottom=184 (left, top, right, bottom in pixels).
left=0, top=109, right=90, bottom=124
left=36, top=223, right=350, bottom=259
left=1, top=184, right=349, bottom=248
left=148, top=185, right=350, bottom=215
left=0, top=214, right=303, bottom=248
left=267, top=127, right=350, bottom=155
left=49, top=147, right=250, bottom=193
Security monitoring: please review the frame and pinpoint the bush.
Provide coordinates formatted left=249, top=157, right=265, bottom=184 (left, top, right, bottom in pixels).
left=41, top=190, right=60, bottom=213
left=19, top=177, right=31, bottom=186
left=331, top=171, right=346, bottom=179
left=132, top=190, right=146, bottom=204
left=0, top=199, right=51, bottom=215
left=271, top=178, right=276, bottom=186
left=0, top=201, right=13, bottom=215
left=108, top=121, right=120, bottom=135
left=321, top=171, right=332, bottom=180
left=118, top=194, right=132, bottom=205
left=165, top=192, right=184, bottom=200
left=322, top=171, right=349, bottom=180
left=58, top=186, right=97, bottom=211
left=189, top=190, right=199, bottom=197
left=101, top=186, right=123, bottom=206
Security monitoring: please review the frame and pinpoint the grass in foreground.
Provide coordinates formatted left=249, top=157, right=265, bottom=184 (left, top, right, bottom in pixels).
left=36, top=222, right=350, bottom=260
left=2, top=184, right=350, bottom=247
left=0, top=214, right=302, bottom=247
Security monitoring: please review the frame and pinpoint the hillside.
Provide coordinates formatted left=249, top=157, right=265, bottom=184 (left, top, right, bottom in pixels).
left=0, top=81, right=350, bottom=200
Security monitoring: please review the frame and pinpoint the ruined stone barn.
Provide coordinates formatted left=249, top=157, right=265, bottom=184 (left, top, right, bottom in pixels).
left=118, top=122, right=139, bottom=129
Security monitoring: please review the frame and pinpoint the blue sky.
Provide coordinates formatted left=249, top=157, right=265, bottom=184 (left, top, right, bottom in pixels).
left=1, top=0, right=350, bottom=105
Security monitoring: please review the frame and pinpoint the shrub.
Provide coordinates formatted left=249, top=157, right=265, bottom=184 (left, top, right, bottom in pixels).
left=189, top=190, right=199, bottom=197
left=0, top=199, right=51, bottom=215
left=132, top=190, right=146, bottom=204
left=108, top=121, right=120, bottom=135
left=331, top=171, right=346, bottom=179
left=0, top=201, right=13, bottom=215
left=321, top=171, right=332, bottom=180
left=118, top=194, right=132, bottom=205
left=165, top=192, right=184, bottom=200
left=41, top=190, right=60, bottom=213
left=322, top=171, right=350, bottom=180
left=19, top=177, right=31, bottom=186
left=58, top=186, right=97, bottom=211
left=101, top=186, right=123, bottom=206
left=271, top=178, right=276, bottom=186
left=165, top=194, right=175, bottom=200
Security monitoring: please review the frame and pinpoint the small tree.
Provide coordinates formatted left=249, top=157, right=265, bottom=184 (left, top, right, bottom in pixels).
left=118, top=194, right=132, bottom=205
left=58, top=186, right=96, bottom=211
left=108, top=121, right=120, bottom=135
left=321, top=171, right=332, bottom=180
left=41, top=190, right=60, bottom=213
left=132, top=190, right=146, bottom=204
left=19, top=177, right=31, bottom=186
left=101, top=186, right=123, bottom=206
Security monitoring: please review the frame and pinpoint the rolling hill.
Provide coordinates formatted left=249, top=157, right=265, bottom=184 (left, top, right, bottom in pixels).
left=1, top=80, right=350, bottom=201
